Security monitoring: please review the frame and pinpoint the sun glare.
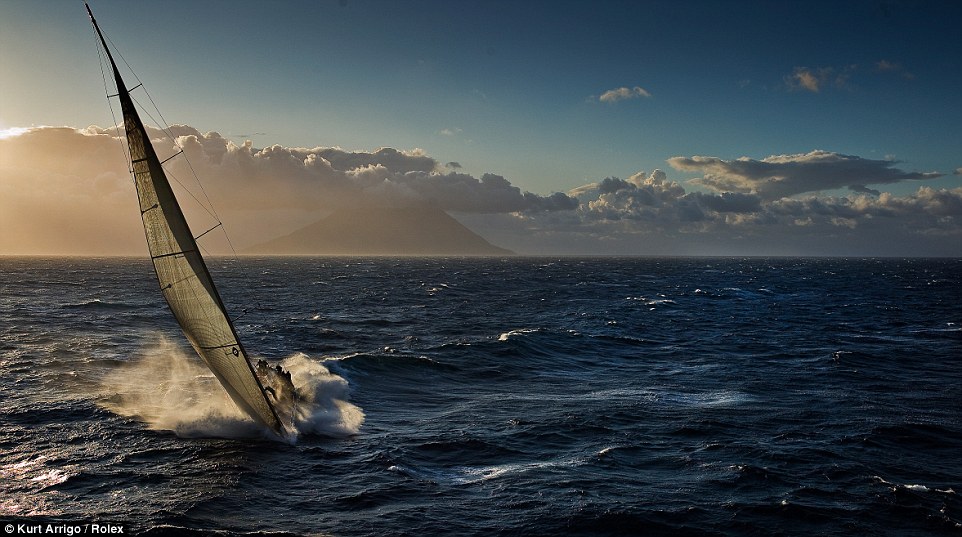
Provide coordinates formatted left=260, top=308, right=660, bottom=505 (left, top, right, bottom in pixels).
left=0, top=127, right=29, bottom=139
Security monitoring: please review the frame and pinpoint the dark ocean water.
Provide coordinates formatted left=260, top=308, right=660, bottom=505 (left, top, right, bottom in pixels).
left=1, top=256, right=960, bottom=536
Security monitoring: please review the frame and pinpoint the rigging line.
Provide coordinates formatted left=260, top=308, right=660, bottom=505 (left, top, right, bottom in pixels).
left=103, top=52, right=177, bottom=148
left=138, top=95, right=238, bottom=257
left=125, top=85, right=239, bottom=257
left=107, top=37, right=183, bottom=151
left=195, top=222, right=223, bottom=241
left=91, top=26, right=130, bottom=176
left=177, top=139, right=240, bottom=256
left=161, top=149, right=184, bottom=165
left=161, top=126, right=240, bottom=256
left=176, top=140, right=232, bottom=230
left=114, top=56, right=235, bottom=258
left=118, top=94, right=217, bottom=224
left=100, top=22, right=240, bottom=258
left=139, top=82, right=184, bottom=154
left=196, top=234, right=215, bottom=259
left=105, top=37, right=222, bottom=219
left=160, top=145, right=241, bottom=257
left=161, top=165, right=221, bottom=222
left=128, top=94, right=173, bottom=146
left=100, top=29, right=183, bottom=167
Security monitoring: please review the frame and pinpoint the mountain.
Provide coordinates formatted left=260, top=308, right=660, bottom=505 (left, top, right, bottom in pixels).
left=246, top=205, right=514, bottom=256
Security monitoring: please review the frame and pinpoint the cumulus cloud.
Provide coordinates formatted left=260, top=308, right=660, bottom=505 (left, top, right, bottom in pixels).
left=785, top=67, right=828, bottom=92
left=767, top=187, right=962, bottom=221
left=598, top=86, right=652, bottom=103
left=784, top=66, right=855, bottom=92
left=483, top=150, right=958, bottom=255
left=9, top=124, right=574, bottom=213
left=0, top=125, right=576, bottom=254
left=493, top=169, right=961, bottom=256
left=566, top=170, right=762, bottom=226
left=668, top=150, right=942, bottom=201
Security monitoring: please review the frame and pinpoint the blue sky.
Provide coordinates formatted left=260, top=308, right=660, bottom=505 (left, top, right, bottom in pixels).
left=1, top=0, right=961, bottom=255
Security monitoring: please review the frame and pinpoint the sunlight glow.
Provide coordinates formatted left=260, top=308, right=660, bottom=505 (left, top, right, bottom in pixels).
left=0, top=127, right=29, bottom=139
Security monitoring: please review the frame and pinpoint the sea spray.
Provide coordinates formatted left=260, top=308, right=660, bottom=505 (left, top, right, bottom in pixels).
left=98, top=334, right=363, bottom=439
left=283, top=352, right=365, bottom=437
left=98, top=335, right=258, bottom=438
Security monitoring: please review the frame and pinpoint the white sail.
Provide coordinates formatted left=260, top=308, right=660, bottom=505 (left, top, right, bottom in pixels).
left=87, top=3, right=285, bottom=435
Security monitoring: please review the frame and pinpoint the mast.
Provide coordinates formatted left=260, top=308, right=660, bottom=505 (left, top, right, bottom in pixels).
left=86, top=3, right=286, bottom=436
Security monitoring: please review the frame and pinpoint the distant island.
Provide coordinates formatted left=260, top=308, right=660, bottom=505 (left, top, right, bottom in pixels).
left=246, top=205, right=514, bottom=256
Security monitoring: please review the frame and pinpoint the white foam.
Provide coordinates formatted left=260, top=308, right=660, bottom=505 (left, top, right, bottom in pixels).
left=286, top=353, right=365, bottom=438
left=873, top=476, right=954, bottom=495
left=449, top=455, right=583, bottom=485
left=498, top=328, right=539, bottom=341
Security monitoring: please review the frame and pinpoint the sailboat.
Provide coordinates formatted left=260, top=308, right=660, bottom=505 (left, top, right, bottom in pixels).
left=86, top=3, right=294, bottom=437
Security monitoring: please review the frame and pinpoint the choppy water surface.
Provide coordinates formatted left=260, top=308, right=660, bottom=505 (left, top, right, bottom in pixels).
left=1, top=257, right=960, bottom=536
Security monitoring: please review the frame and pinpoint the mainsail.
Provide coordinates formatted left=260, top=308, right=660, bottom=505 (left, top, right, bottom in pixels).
left=87, top=3, right=286, bottom=435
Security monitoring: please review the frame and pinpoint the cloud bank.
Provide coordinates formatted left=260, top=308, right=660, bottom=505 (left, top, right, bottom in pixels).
left=569, top=169, right=959, bottom=230
left=488, top=168, right=961, bottom=256
left=1, top=125, right=957, bottom=256
left=157, top=124, right=576, bottom=213
left=0, top=125, right=575, bottom=254
left=668, top=150, right=942, bottom=201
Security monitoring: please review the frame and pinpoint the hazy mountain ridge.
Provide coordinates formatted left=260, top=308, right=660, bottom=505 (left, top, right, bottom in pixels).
left=247, top=205, right=513, bottom=256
